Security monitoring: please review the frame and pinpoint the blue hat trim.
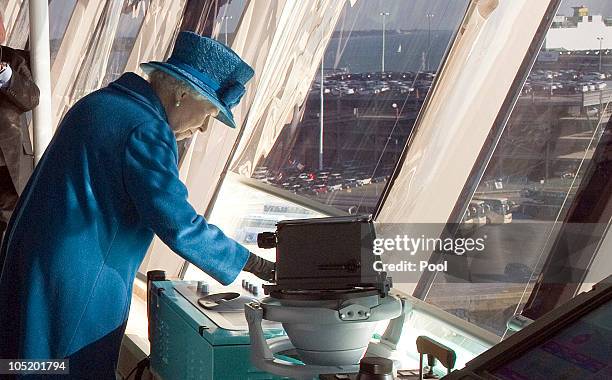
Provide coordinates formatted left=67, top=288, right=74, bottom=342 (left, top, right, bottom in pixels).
left=219, top=81, right=246, bottom=108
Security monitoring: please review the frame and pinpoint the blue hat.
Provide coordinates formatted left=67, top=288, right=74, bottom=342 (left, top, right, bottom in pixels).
left=140, top=31, right=254, bottom=129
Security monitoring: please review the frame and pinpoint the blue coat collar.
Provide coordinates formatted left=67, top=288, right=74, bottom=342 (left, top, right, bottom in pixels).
left=110, top=73, right=168, bottom=122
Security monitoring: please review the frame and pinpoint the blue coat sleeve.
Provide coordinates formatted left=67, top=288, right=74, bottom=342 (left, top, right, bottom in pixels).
left=122, top=121, right=249, bottom=285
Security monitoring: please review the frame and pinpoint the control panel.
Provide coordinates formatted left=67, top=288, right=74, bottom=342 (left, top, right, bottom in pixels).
left=241, top=279, right=262, bottom=296
left=149, top=280, right=287, bottom=380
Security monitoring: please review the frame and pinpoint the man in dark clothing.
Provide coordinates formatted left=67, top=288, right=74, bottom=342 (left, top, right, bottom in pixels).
left=0, top=11, right=39, bottom=234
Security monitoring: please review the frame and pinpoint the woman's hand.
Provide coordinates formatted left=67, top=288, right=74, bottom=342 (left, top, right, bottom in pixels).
left=243, top=252, right=276, bottom=282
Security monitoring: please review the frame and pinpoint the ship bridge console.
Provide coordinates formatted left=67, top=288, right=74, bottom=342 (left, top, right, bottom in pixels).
left=1, top=0, right=611, bottom=379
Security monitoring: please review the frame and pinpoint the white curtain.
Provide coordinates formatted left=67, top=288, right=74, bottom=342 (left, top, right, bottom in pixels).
left=3, top=0, right=29, bottom=48
left=66, top=0, right=125, bottom=103
left=230, top=0, right=348, bottom=178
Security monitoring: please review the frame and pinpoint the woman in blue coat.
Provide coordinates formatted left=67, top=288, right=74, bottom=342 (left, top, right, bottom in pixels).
left=0, top=32, right=274, bottom=378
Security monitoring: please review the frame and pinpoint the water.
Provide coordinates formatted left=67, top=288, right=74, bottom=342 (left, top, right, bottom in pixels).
left=323, top=30, right=454, bottom=73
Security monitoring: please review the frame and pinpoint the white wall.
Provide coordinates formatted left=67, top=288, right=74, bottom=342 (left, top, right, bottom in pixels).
left=546, top=15, right=612, bottom=50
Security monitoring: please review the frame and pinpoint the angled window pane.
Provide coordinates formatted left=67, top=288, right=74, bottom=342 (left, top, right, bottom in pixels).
left=178, top=0, right=246, bottom=39
left=422, top=1, right=612, bottom=337
left=49, top=0, right=77, bottom=65
left=183, top=174, right=324, bottom=281
left=66, top=1, right=126, bottom=103
left=230, top=0, right=470, bottom=215
left=63, top=0, right=154, bottom=116
left=101, top=0, right=149, bottom=86
left=4, top=0, right=29, bottom=48
left=214, top=0, right=246, bottom=45
left=185, top=0, right=470, bottom=282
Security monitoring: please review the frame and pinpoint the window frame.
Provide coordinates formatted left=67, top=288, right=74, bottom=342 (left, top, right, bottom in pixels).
left=101, top=0, right=151, bottom=86
left=227, top=1, right=475, bottom=219
left=50, top=0, right=108, bottom=125
left=521, top=118, right=612, bottom=319
left=176, top=1, right=477, bottom=278
left=412, top=0, right=563, bottom=300
left=373, top=2, right=474, bottom=220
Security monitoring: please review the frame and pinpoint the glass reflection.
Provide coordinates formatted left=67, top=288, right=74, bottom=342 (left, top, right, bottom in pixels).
left=424, top=0, right=612, bottom=337
left=4, top=0, right=29, bottom=48
left=231, top=0, right=470, bottom=215
left=178, top=0, right=246, bottom=39
left=102, top=0, right=149, bottom=86
left=49, top=0, right=77, bottom=65
left=183, top=174, right=324, bottom=281
left=215, top=0, right=246, bottom=45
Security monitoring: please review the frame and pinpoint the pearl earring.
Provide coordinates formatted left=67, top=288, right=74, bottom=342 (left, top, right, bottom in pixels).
left=175, top=100, right=181, bottom=107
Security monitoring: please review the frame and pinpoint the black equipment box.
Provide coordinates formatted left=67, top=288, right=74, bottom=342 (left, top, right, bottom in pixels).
left=257, top=215, right=391, bottom=295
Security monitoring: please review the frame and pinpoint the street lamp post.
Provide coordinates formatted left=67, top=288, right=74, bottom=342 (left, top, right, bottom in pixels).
left=426, top=13, right=435, bottom=71
left=380, top=12, right=390, bottom=73
left=319, top=54, right=324, bottom=171
left=597, top=37, right=604, bottom=73
left=221, top=15, right=233, bottom=45
left=597, top=37, right=605, bottom=118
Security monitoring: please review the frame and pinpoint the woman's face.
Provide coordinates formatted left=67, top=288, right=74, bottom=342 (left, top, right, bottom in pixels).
left=168, top=93, right=220, bottom=141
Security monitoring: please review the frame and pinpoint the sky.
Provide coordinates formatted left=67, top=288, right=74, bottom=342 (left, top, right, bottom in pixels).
left=556, top=0, right=612, bottom=16
left=337, top=0, right=612, bottom=31
left=47, top=0, right=612, bottom=40
left=337, top=0, right=470, bottom=31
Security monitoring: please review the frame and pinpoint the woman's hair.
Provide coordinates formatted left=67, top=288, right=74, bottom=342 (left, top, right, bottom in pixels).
left=148, top=69, right=207, bottom=103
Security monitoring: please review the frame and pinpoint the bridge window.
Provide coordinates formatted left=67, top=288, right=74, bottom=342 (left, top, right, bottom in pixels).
left=184, top=0, right=470, bottom=279
left=228, top=0, right=470, bottom=216
left=420, top=0, right=612, bottom=337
